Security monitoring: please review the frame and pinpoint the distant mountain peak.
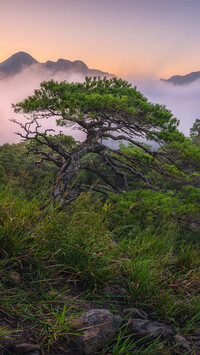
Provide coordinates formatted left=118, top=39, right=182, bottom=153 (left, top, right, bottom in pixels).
left=0, top=52, right=112, bottom=79
left=0, top=52, right=38, bottom=76
left=161, top=70, right=200, bottom=85
left=8, top=51, right=37, bottom=61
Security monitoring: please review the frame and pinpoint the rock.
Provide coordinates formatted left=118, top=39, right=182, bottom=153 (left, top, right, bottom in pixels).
left=67, top=309, right=122, bottom=354
left=129, top=319, right=177, bottom=343
left=8, top=272, right=21, bottom=285
left=6, top=343, right=40, bottom=354
left=123, top=308, right=148, bottom=320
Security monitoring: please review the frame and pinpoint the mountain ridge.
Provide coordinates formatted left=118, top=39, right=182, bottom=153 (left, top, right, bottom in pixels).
left=0, top=51, right=113, bottom=79
left=161, top=70, right=200, bottom=85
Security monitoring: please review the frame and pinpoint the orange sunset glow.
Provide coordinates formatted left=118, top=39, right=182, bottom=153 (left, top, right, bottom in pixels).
left=1, top=0, right=200, bottom=78
left=1, top=0, right=200, bottom=145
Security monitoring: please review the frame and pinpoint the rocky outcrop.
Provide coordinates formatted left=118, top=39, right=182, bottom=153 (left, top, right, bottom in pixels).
left=67, top=309, right=122, bottom=354
left=128, top=318, right=177, bottom=343
left=2, top=307, right=194, bottom=354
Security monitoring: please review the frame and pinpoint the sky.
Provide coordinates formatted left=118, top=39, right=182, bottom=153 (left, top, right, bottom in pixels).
left=1, top=0, right=200, bottom=78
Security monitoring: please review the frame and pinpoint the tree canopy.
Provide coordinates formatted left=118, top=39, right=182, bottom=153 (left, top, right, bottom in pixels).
left=12, top=76, right=185, bottom=207
left=190, top=118, right=200, bottom=146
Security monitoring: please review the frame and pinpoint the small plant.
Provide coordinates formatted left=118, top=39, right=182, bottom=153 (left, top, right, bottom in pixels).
left=175, top=244, right=198, bottom=271
left=101, top=324, right=166, bottom=354
left=0, top=326, right=20, bottom=344
left=39, top=305, right=81, bottom=350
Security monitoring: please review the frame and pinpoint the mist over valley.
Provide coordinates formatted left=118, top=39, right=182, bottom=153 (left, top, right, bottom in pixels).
left=0, top=52, right=200, bottom=145
left=131, top=76, right=200, bottom=136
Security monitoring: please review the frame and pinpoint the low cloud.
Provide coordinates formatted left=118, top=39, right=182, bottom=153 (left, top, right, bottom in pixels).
left=129, top=76, right=200, bottom=136
left=0, top=65, right=86, bottom=145
left=0, top=68, right=200, bottom=145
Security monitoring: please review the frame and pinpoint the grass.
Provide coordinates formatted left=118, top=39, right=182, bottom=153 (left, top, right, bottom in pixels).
left=101, top=324, right=166, bottom=354
left=0, top=191, right=199, bottom=353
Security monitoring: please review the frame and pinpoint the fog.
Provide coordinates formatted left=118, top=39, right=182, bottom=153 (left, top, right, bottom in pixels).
left=0, top=68, right=200, bottom=146
left=129, top=76, right=200, bottom=136
left=0, top=65, right=86, bottom=145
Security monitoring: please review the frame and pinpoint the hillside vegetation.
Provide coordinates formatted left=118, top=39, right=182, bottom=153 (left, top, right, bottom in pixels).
left=0, top=78, right=200, bottom=354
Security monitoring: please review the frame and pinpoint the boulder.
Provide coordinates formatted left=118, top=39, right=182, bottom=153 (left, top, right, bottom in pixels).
left=67, top=309, right=122, bottom=354
left=129, top=319, right=177, bottom=343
